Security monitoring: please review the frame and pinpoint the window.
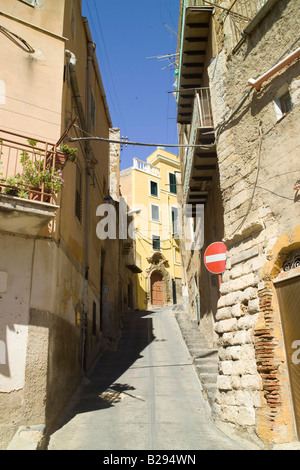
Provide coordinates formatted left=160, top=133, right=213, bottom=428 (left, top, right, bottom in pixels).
left=91, top=91, right=96, bottom=128
left=75, top=163, right=82, bottom=223
left=150, top=180, right=158, bottom=197
left=274, top=86, right=293, bottom=121
left=174, top=247, right=181, bottom=264
left=169, top=172, right=177, bottom=194
left=151, top=204, right=160, bottom=222
left=19, top=0, right=37, bottom=6
left=171, top=206, right=179, bottom=236
left=280, top=92, right=292, bottom=115
left=152, top=235, right=160, bottom=251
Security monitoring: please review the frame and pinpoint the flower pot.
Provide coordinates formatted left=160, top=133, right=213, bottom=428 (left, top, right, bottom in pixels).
left=55, top=151, right=68, bottom=169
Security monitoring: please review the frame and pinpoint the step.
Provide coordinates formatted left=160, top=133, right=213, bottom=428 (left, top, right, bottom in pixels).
left=200, top=372, right=218, bottom=384
left=195, top=362, right=219, bottom=375
left=190, top=348, right=218, bottom=359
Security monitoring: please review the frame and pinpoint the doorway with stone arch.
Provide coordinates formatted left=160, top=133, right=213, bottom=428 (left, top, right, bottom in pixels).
left=151, top=271, right=164, bottom=306
left=145, top=252, right=172, bottom=308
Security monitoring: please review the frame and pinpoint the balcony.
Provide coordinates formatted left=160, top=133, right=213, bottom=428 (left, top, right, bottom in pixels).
left=177, top=4, right=214, bottom=124
left=0, top=129, right=64, bottom=235
left=126, top=250, right=142, bottom=274
left=182, top=89, right=217, bottom=208
left=133, top=158, right=160, bottom=178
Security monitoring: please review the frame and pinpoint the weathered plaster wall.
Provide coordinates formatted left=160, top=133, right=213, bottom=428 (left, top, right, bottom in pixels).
left=208, top=0, right=300, bottom=445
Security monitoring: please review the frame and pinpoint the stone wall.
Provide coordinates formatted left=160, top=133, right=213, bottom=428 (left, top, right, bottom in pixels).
left=208, top=0, right=300, bottom=445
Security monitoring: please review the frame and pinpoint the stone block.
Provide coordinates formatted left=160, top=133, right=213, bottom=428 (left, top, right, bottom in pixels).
left=241, top=374, right=260, bottom=391
left=231, top=375, right=242, bottom=390
left=215, top=318, right=238, bottom=334
left=231, top=303, right=243, bottom=318
left=240, top=287, right=257, bottom=303
left=233, top=330, right=252, bottom=345
left=236, top=407, right=256, bottom=426
left=237, top=313, right=259, bottom=330
left=231, top=246, right=259, bottom=266
left=216, top=307, right=232, bottom=321
left=248, top=298, right=259, bottom=314
left=219, top=332, right=234, bottom=346
left=226, top=346, right=241, bottom=360
left=217, top=290, right=243, bottom=308
left=217, top=375, right=232, bottom=391
left=219, top=360, right=233, bottom=375
left=220, top=405, right=238, bottom=424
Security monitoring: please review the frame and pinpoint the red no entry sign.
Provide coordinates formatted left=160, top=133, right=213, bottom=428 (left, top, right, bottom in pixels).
left=204, top=242, right=227, bottom=274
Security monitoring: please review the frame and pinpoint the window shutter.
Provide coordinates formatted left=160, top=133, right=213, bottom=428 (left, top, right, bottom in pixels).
left=169, top=173, right=177, bottom=194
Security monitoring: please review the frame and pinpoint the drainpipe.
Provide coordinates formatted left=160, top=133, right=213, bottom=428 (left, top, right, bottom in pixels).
left=248, top=46, right=300, bottom=91
left=80, top=40, right=96, bottom=372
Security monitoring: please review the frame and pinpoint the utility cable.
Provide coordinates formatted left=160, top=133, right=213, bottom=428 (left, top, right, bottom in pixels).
left=0, top=24, right=35, bottom=53
left=229, top=121, right=263, bottom=237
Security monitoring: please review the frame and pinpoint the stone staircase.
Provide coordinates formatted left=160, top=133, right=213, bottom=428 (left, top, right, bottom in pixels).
left=174, top=307, right=219, bottom=407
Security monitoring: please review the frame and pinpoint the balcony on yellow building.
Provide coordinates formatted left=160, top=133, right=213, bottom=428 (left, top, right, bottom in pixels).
left=133, top=157, right=160, bottom=178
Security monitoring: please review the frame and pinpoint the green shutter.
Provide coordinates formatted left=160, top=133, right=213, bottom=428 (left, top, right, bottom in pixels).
left=169, top=173, right=177, bottom=194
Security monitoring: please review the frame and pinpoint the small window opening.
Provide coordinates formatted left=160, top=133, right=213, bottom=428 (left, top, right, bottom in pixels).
left=280, top=92, right=292, bottom=115
left=152, top=235, right=161, bottom=251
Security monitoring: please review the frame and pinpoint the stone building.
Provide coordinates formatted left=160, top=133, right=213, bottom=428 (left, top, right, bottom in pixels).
left=120, top=149, right=183, bottom=310
left=0, top=0, right=135, bottom=449
left=176, top=0, right=300, bottom=447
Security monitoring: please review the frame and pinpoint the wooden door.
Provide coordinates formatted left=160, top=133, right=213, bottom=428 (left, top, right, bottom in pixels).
left=151, top=271, right=164, bottom=306
left=276, top=275, right=300, bottom=439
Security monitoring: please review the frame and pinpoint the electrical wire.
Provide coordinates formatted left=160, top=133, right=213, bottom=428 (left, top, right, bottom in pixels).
left=88, top=1, right=127, bottom=135
left=229, top=121, right=263, bottom=237
left=0, top=24, right=35, bottom=53
left=69, top=123, right=214, bottom=150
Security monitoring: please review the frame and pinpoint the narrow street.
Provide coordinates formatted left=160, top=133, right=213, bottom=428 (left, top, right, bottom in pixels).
left=47, top=307, right=245, bottom=451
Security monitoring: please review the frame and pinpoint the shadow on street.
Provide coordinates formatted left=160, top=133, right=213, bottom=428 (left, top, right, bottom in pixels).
left=48, top=309, right=156, bottom=436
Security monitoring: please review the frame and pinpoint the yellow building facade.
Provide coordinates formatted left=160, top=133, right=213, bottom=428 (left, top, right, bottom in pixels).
left=120, top=149, right=183, bottom=310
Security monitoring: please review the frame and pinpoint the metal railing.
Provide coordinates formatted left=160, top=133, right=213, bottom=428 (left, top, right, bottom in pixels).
left=133, top=158, right=160, bottom=178
left=183, top=89, right=214, bottom=197
left=0, top=129, right=63, bottom=204
left=228, top=0, right=269, bottom=43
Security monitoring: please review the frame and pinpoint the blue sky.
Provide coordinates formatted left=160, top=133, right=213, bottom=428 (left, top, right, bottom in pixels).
left=81, top=0, right=180, bottom=170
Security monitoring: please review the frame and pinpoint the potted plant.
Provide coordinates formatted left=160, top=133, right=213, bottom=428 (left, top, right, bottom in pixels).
left=55, top=144, right=78, bottom=169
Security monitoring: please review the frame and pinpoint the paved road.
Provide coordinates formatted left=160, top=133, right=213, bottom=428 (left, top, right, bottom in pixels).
left=48, top=307, right=245, bottom=450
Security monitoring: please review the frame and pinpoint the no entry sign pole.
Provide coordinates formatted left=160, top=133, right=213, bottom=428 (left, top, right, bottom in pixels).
left=204, top=242, right=227, bottom=274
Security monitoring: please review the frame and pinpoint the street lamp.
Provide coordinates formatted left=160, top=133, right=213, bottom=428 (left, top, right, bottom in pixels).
left=127, top=208, right=141, bottom=216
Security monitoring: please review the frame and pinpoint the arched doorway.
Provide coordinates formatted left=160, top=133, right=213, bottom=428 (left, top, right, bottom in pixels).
left=151, top=271, right=164, bottom=306
left=275, top=249, right=300, bottom=439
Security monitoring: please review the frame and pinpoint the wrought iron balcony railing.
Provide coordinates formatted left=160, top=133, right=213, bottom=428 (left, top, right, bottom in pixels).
left=0, top=129, right=67, bottom=205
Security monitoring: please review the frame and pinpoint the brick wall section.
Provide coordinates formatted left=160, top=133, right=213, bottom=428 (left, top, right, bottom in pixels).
left=255, top=286, right=282, bottom=429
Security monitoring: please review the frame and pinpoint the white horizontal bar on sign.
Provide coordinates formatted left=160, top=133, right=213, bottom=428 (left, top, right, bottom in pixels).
left=205, top=253, right=226, bottom=264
